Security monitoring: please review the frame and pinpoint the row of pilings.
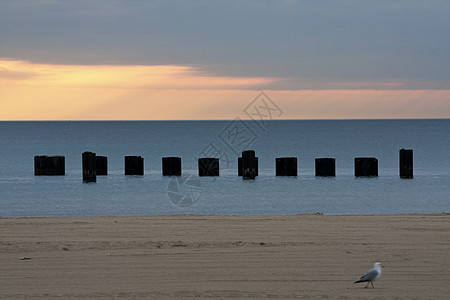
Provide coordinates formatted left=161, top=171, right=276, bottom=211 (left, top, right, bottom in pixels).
left=34, top=149, right=414, bottom=182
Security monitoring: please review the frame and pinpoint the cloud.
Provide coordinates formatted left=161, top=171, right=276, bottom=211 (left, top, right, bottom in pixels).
left=0, top=68, right=36, bottom=80
left=1, top=1, right=449, bottom=87
left=1, top=59, right=449, bottom=121
left=0, top=59, right=276, bottom=120
left=0, top=59, right=276, bottom=90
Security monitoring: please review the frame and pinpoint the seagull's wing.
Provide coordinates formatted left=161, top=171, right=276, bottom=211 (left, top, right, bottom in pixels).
left=354, top=268, right=379, bottom=283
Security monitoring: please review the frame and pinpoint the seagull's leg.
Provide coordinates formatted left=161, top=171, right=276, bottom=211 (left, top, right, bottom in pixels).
left=371, top=282, right=374, bottom=288
left=364, top=282, right=369, bottom=288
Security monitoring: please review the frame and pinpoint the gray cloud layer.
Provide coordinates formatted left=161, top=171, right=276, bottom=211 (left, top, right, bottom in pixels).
left=1, top=0, right=449, bottom=89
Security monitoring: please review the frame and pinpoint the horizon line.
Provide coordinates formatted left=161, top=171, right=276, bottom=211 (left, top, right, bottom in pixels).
left=1, top=117, right=449, bottom=122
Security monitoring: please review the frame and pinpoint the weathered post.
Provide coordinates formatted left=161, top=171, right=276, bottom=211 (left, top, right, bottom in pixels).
left=276, top=157, right=297, bottom=176
left=238, top=157, right=258, bottom=176
left=198, top=158, right=219, bottom=176
left=125, top=156, right=144, bottom=175
left=354, top=157, right=378, bottom=177
left=34, top=155, right=65, bottom=176
left=399, top=149, right=413, bottom=178
left=82, top=152, right=96, bottom=183
left=241, top=150, right=257, bottom=179
left=162, top=157, right=181, bottom=176
left=315, top=158, right=336, bottom=177
left=95, top=156, right=108, bottom=176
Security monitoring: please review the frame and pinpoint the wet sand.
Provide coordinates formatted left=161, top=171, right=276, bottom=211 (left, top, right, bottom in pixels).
left=1, top=213, right=449, bottom=299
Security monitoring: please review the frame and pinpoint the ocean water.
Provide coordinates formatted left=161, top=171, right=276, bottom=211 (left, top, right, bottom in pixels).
left=0, top=120, right=449, bottom=217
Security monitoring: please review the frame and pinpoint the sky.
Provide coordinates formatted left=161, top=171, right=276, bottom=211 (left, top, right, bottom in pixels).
left=1, top=0, right=449, bottom=120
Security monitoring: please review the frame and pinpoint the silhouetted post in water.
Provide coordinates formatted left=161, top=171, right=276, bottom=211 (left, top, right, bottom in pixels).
left=95, top=156, right=108, bottom=176
left=34, top=155, right=65, bottom=176
left=198, top=158, right=219, bottom=176
left=276, top=157, right=297, bottom=176
left=315, top=158, right=336, bottom=177
left=241, top=150, right=257, bottom=179
left=400, top=149, right=413, bottom=178
left=82, top=152, right=96, bottom=183
left=162, top=157, right=181, bottom=176
left=125, top=156, right=144, bottom=175
left=238, top=157, right=258, bottom=176
left=354, top=157, right=378, bottom=177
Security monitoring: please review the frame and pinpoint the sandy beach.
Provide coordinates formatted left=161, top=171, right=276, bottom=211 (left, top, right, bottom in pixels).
left=1, top=213, right=449, bottom=299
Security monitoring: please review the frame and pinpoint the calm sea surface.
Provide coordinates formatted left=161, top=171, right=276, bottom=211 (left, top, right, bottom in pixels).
left=0, top=120, right=449, bottom=217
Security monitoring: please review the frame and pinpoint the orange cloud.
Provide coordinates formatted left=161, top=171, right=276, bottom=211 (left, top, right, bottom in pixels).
left=0, top=59, right=274, bottom=89
left=1, top=59, right=450, bottom=120
left=0, top=59, right=275, bottom=120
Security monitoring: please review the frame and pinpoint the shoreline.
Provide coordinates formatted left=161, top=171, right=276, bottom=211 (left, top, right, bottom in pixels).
left=1, top=213, right=449, bottom=299
left=1, top=211, right=448, bottom=219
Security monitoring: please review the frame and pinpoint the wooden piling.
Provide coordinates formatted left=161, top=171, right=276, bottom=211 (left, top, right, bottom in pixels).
left=238, top=157, right=258, bottom=176
left=82, top=152, right=96, bottom=183
left=241, top=150, right=257, bottom=179
left=198, top=158, right=219, bottom=176
left=162, top=157, right=181, bottom=176
left=400, top=149, right=413, bottom=178
left=125, top=156, right=144, bottom=175
left=95, top=156, right=108, bottom=176
left=315, top=158, right=336, bottom=177
left=354, top=157, right=378, bottom=177
left=34, top=155, right=65, bottom=176
left=276, top=157, right=297, bottom=176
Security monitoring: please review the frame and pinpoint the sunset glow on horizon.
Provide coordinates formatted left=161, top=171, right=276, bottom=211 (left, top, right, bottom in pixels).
left=1, top=59, right=450, bottom=121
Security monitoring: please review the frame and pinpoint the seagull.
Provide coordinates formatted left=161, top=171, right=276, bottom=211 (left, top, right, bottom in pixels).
left=354, top=262, right=383, bottom=288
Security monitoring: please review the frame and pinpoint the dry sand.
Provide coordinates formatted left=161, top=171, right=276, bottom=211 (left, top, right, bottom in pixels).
left=1, top=213, right=449, bottom=299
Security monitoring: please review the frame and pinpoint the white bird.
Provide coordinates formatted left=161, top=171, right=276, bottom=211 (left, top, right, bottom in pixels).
left=354, top=262, right=383, bottom=288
